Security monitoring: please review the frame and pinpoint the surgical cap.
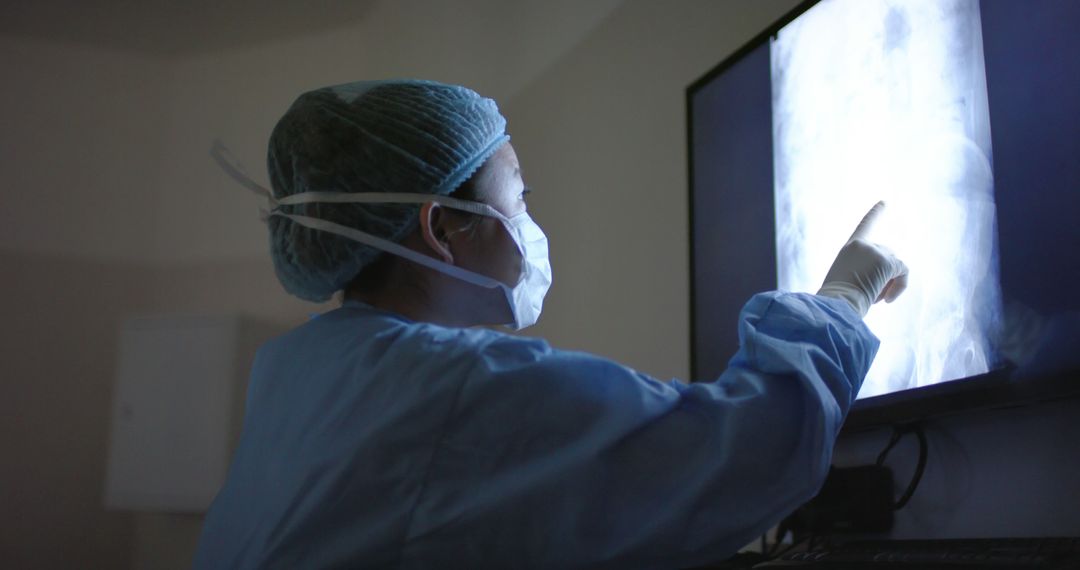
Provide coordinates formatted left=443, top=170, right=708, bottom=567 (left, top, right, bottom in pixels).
left=266, top=79, right=510, bottom=302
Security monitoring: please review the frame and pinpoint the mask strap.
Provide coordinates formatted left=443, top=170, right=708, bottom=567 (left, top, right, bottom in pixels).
left=210, top=139, right=278, bottom=221
left=277, top=191, right=508, bottom=223
left=210, top=139, right=511, bottom=292
left=209, top=139, right=507, bottom=222
left=275, top=212, right=505, bottom=291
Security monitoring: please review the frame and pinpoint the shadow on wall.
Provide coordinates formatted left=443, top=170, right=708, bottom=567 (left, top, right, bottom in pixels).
left=0, top=250, right=150, bottom=568
left=834, top=396, right=1080, bottom=538
left=0, top=249, right=314, bottom=569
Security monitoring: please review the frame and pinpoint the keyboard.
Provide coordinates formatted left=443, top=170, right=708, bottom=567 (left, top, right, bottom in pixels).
left=750, top=537, right=1080, bottom=568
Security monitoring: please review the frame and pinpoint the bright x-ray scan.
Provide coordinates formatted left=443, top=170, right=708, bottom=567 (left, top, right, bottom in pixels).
left=771, top=0, right=1002, bottom=398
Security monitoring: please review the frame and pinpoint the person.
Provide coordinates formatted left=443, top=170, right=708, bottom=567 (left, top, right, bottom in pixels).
left=194, top=80, right=908, bottom=569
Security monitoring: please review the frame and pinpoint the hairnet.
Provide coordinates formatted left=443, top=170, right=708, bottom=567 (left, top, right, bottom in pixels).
left=266, top=79, right=510, bottom=302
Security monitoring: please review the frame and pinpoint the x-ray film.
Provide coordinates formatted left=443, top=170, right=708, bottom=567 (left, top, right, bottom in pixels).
left=771, top=0, right=1003, bottom=398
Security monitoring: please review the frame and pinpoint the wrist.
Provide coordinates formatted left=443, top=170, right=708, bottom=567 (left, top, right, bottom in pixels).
left=817, top=282, right=870, bottom=318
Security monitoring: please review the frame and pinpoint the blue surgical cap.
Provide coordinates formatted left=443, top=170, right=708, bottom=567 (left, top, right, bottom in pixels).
left=266, top=79, right=510, bottom=302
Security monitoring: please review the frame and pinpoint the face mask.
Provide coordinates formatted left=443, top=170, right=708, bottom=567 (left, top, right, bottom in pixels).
left=211, top=141, right=552, bottom=330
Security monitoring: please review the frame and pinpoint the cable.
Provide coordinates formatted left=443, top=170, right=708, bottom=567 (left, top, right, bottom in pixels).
left=767, top=523, right=790, bottom=557
left=876, top=423, right=928, bottom=510
left=894, top=425, right=928, bottom=509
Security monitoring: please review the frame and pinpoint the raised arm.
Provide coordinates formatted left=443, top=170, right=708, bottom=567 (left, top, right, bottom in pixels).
left=401, top=292, right=878, bottom=568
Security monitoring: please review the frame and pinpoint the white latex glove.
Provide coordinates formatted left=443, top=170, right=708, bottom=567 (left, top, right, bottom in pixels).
left=817, top=201, right=909, bottom=318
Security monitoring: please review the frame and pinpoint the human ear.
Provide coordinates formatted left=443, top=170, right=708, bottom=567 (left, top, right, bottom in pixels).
left=419, top=202, right=454, bottom=264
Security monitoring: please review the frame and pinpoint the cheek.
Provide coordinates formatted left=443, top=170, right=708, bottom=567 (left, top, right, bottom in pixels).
left=475, top=220, right=522, bottom=286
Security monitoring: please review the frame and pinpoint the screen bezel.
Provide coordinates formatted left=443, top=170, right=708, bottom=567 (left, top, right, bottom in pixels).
left=686, top=0, right=1080, bottom=431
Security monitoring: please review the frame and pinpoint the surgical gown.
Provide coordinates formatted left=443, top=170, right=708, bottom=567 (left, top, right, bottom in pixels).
left=194, top=292, right=878, bottom=569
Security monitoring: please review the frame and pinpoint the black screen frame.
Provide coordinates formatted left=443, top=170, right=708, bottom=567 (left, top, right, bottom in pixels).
left=686, top=0, right=1080, bottom=432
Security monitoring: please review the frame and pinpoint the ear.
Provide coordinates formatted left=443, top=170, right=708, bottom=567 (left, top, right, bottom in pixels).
left=419, top=202, right=454, bottom=264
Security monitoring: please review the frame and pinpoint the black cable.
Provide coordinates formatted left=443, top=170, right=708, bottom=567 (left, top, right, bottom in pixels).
left=876, top=423, right=929, bottom=510
left=894, top=425, right=928, bottom=509
left=767, top=523, right=790, bottom=557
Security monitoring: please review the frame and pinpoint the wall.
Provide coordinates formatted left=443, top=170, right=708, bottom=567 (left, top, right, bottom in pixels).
left=0, top=36, right=164, bottom=262
left=834, top=397, right=1080, bottom=539
left=0, top=36, right=166, bottom=568
left=0, top=251, right=151, bottom=568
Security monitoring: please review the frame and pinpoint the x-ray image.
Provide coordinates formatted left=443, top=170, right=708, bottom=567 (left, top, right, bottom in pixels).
left=771, top=0, right=1002, bottom=398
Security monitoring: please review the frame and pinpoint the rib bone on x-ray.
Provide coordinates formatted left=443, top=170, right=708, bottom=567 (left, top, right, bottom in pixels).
left=771, top=0, right=1002, bottom=398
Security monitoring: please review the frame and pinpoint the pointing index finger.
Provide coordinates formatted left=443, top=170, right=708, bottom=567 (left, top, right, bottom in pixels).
left=849, top=200, right=886, bottom=243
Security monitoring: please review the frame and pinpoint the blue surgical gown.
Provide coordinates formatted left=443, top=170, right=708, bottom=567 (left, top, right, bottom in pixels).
left=194, top=292, right=877, bottom=569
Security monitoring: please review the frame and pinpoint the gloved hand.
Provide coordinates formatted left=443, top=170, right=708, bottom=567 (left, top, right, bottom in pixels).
left=817, top=201, right=909, bottom=318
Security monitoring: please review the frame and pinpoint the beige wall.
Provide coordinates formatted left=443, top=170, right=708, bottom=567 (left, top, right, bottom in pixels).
left=1, top=1, right=799, bottom=567
left=0, top=251, right=149, bottom=568
left=0, top=36, right=166, bottom=569
left=0, top=36, right=166, bottom=262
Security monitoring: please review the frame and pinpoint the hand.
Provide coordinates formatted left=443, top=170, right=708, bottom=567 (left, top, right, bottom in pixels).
left=817, top=201, right=909, bottom=318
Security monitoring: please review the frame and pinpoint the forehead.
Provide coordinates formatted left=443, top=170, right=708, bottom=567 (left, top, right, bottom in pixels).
left=472, top=142, right=522, bottom=206
left=481, top=142, right=519, bottom=180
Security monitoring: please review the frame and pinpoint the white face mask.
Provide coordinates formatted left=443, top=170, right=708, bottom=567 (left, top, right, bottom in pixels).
left=491, top=209, right=551, bottom=330
left=210, top=141, right=552, bottom=330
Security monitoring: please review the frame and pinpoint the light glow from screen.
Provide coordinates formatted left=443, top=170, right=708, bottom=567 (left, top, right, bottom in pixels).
left=771, top=0, right=1002, bottom=398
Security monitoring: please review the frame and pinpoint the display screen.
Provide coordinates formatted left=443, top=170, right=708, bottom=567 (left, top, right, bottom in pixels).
left=689, top=0, right=1079, bottom=400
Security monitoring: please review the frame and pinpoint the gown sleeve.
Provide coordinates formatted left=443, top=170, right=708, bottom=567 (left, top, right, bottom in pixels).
left=400, top=292, right=879, bottom=569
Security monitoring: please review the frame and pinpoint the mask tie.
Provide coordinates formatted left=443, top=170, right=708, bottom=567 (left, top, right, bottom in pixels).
left=210, top=138, right=278, bottom=222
